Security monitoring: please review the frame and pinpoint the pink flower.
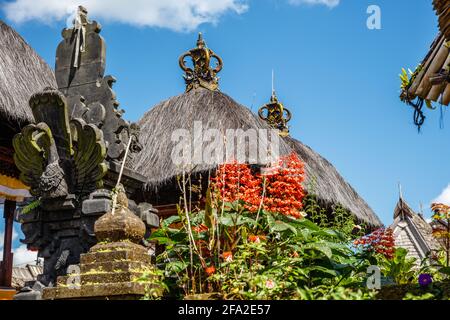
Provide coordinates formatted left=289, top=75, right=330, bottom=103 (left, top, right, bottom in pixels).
left=265, top=279, right=275, bottom=289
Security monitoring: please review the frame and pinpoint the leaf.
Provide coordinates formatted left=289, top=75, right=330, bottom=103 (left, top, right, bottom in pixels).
left=166, top=261, right=188, bottom=273
left=161, top=215, right=180, bottom=228
left=219, top=213, right=256, bottom=227
left=304, top=265, right=338, bottom=278
left=270, top=220, right=297, bottom=235
left=439, top=267, right=450, bottom=276
left=303, top=242, right=333, bottom=259
left=291, top=219, right=321, bottom=232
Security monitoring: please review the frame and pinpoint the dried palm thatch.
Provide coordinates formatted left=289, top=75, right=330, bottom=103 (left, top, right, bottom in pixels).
left=434, top=0, right=450, bottom=40
left=133, top=87, right=292, bottom=187
left=284, top=137, right=382, bottom=227
left=0, top=20, right=56, bottom=128
left=133, top=87, right=382, bottom=227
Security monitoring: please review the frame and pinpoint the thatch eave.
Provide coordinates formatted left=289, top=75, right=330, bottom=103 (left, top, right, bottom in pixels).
left=0, top=20, right=57, bottom=129
left=133, top=88, right=382, bottom=228
left=284, top=136, right=383, bottom=228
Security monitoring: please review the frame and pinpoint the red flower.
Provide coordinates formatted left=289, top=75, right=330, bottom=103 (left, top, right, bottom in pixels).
left=222, top=251, right=233, bottom=262
left=204, top=265, right=216, bottom=275
left=192, top=224, right=209, bottom=233
left=211, top=161, right=262, bottom=212
left=211, top=153, right=306, bottom=219
left=248, top=235, right=266, bottom=243
left=354, top=228, right=396, bottom=260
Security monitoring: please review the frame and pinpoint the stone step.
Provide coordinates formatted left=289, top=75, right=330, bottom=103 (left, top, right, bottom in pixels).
left=80, top=260, right=152, bottom=274
left=80, top=271, right=144, bottom=285
left=80, top=249, right=151, bottom=264
left=43, top=281, right=150, bottom=300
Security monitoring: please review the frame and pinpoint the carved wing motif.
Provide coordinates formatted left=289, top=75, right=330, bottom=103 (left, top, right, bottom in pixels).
left=70, top=118, right=107, bottom=194
left=13, top=123, right=53, bottom=196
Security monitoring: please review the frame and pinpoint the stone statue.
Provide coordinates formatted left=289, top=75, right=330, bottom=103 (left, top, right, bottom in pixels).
left=12, top=8, right=159, bottom=298
left=14, top=89, right=107, bottom=202
left=56, top=6, right=142, bottom=161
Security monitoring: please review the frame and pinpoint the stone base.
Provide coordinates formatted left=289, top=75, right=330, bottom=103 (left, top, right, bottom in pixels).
left=43, top=241, right=158, bottom=300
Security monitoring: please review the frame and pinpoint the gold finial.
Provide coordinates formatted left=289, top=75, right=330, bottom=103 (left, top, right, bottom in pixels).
left=258, top=78, right=292, bottom=137
left=179, top=32, right=223, bottom=92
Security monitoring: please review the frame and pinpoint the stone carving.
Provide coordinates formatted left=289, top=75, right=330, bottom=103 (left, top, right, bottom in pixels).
left=179, top=32, right=223, bottom=92
left=55, top=6, right=142, bottom=161
left=12, top=8, right=157, bottom=297
left=13, top=89, right=107, bottom=201
left=43, top=186, right=160, bottom=300
left=258, top=92, right=292, bottom=137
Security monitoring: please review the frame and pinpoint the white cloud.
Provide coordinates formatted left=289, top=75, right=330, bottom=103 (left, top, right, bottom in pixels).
left=432, top=184, right=450, bottom=206
left=288, top=0, right=340, bottom=8
left=12, top=245, right=38, bottom=266
left=1, top=0, right=248, bottom=32
left=0, top=246, right=38, bottom=266
left=1, top=227, right=37, bottom=266
left=0, top=228, right=18, bottom=249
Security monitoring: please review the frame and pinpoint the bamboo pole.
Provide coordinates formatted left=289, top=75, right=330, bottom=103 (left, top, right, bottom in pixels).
left=409, top=35, right=445, bottom=96
left=417, top=41, right=449, bottom=97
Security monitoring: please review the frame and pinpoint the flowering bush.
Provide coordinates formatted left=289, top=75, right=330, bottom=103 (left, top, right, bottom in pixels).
left=353, top=228, right=395, bottom=259
left=431, top=203, right=450, bottom=268
left=146, top=156, right=450, bottom=300
left=211, top=161, right=262, bottom=212
left=211, top=153, right=306, bottom=218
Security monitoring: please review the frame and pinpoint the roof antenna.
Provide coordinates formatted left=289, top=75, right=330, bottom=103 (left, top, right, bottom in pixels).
left=398, top=182, right=403, bottom=200
left=419, top=202, right=424, bottom=219
left=272, top=69, right=275, bottom=97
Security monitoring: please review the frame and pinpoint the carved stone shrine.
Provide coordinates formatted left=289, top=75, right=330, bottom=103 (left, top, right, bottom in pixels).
left=13, top=7, right=158, bottom=298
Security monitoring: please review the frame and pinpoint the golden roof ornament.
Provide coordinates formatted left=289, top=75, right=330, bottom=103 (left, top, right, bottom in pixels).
left=179, top=32, right=223, bottom=92
left=258, top=81, right=292, bottom=137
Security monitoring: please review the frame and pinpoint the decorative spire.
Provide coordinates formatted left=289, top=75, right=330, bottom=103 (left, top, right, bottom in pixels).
left=179, top=32, right=223, bottom=92
left=398, top=182, right=403, bottom=200
left=258, top=79, right=292, bottom=137
left=72, top=6, right=89, bottom=68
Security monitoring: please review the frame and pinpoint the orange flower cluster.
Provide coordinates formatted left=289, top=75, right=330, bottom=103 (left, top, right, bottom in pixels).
left=248, top=234, right=266, bottom=243
left=431, top=203, right=450, bottom=220
left=222, top=251, right=233, bottom=262
left=211, top=161, right=262, bottom=212
left=204, top=265, right=216, bottom=275
left=354, top=228, right=395, bottom=259
left=211, top=153, right=306, bottom=219
left=192, top=224, right=209, bottom=233
left=262, top=153, right=305, bottom=218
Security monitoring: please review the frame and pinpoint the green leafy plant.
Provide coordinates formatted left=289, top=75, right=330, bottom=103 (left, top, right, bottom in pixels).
left=379, top=248, right=416, bottom=285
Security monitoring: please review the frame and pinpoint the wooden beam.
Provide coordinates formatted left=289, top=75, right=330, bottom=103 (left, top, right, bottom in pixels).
left=0, top=200, right=15, bottom=288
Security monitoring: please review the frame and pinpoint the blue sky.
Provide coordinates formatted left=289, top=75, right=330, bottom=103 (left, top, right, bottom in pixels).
left=1, top=0, right=449, bottom=259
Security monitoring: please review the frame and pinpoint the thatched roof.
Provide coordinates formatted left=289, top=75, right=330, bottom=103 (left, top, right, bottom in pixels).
left=434, top=0, right=450, bottom=39
left=390, top=198, right=441, bottom=261
left=133, top=87, right=382, bottom=227
left=133, top=87, right=293, bottom=187
left=284, top=137, right=382, bottom=227
left=0, top=20, right=56, bottom=127
left=404, top=33, right=450, bottom=106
